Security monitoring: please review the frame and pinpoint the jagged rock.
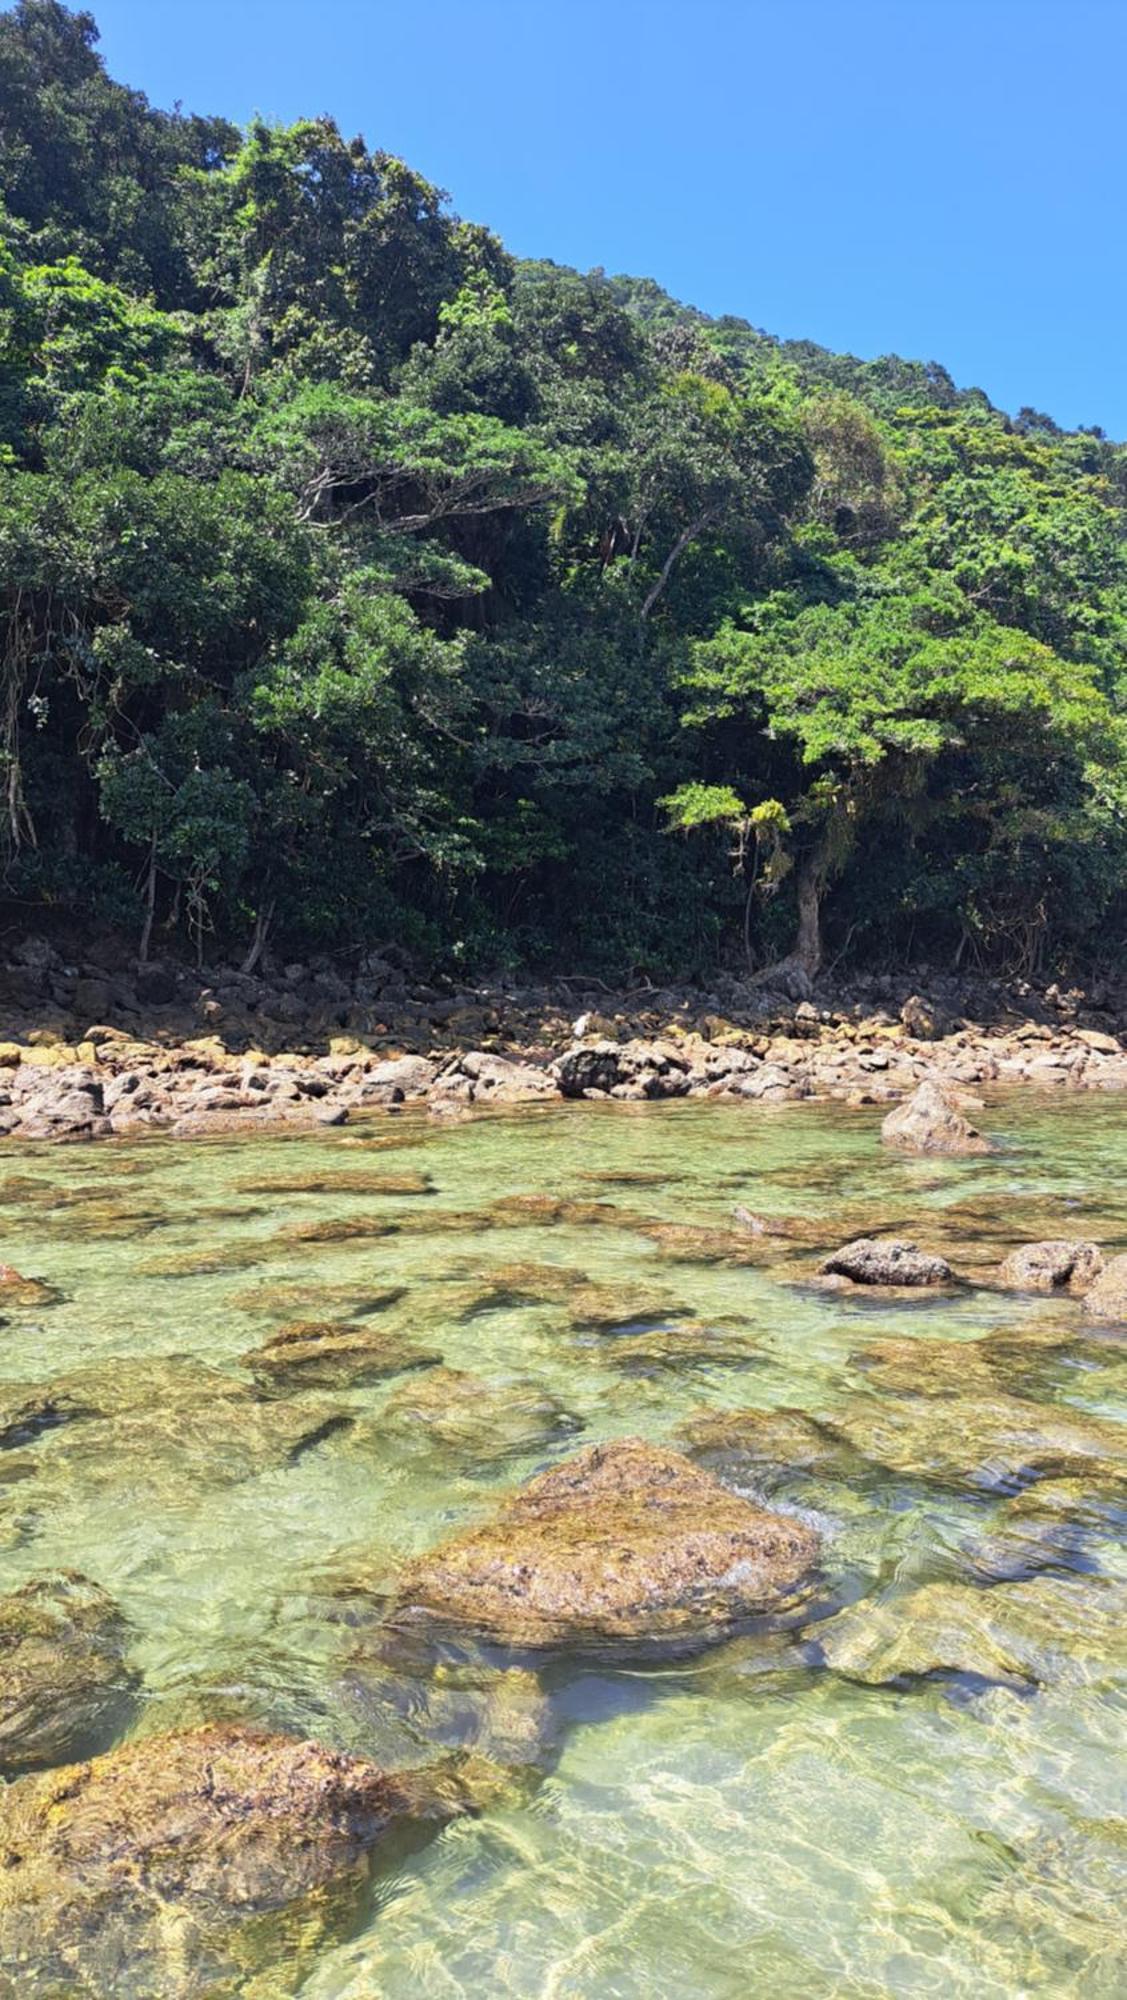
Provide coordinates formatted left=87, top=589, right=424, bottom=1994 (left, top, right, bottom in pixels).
left=242, top=1320, right=439, bottom=1392
left=997, top=1240, right=1105, bottom=1294
left=394, top=1437, right=819, bottom=1653
left=552, top=1041, right=622, bottom=1097
left=0, top=1573, right=137, bottom=1773
left=0, top=1725, right=426, bottom=1997
left=900, top=994, right=951, bottom=1040
left=1081, top=1252, right=1127, bottom=1323
left=880, top=1078, right=995, bottom=1155
left=821, top=1237, right=954, bottom=1287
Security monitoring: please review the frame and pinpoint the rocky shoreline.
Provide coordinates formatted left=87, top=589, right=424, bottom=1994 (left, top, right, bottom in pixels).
left=3, top=933, right=1127, bottom=1141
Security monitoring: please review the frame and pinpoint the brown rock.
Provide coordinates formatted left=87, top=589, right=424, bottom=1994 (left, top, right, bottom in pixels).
left=0, top=1725, right=417, bottom=1997
left=881, top=1078, right=995, bottom=1156
left=395, top=1437, right=819, bottom=1653
left=997, top=1240, right=1105, bottom=1295
left=821, top=1237, right=954, bottom=1287
left=242, top=1319, right=439, bottom=1392
left=1081, top=1252, right=1127, bottom=1323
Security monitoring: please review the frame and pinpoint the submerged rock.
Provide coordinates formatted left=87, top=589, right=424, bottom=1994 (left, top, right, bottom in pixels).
left=32, top=1357, right=352, bottom=1499
left=376, top=1366, right=580, bottom=1461
left=880, top=1078, right=995, bottom=1156
left=822, top=1390, right=1127, bottom=1494
left=242, top=1320, right=440, bottom=1393
left=821, top=1237, right=954, bottom=1287
left=640, top=1221, right=765, bottom=1265
left=677, top=1405, right=863, bottom=1490
left=0, top=1264, right=61, bottom=1308
left=0, top=1724, right=423, bottom=1997
left=236, top=1168, right=435, bottom=1196
left=566, top=1282, right=692, bottom=1332
left=0, top=1381, right=92, bottom=1452
left=394, top=1437, right=819, bottom=1654
left=0, top=1573, right=137, bottom=1773
left=599, top=1322, right=765, bottom=1376
left=814, top=1572, right=1127, bottom=1688
left=962, top=1477, right=1127, bottom=1581
left=232, top=1279, right=406, bottom=1319
left=997, top=1239, right=1105, bottom=1295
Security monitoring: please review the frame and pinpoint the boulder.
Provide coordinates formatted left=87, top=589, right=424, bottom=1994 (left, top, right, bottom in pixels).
left=395, top=1436, right=819, bottom=1654
left=0, top=1573, right=137, bottom=1773
left=552, top=1041, right=622, bottom=1097
left=997, top=1239, right=1105, bottom=1294
left=0, top=1725, right=421, bottom=1997
left=457, top=1050, right=557, bottom=1103
left=1081, top=1251, right=1127, bottom=1323
left=880, top=1078, right=995, bottom=1155
left=899, top=993, right=951, bottom=1040
left=821, top=1237, right=954, bottom=1287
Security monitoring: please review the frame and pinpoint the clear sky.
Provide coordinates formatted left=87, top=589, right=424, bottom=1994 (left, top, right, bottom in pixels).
left=77, top=0, right=1127, bottom=436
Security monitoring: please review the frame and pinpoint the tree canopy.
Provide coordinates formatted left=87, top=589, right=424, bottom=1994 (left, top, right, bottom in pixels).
left=1, top=0, right=1126, bottom=981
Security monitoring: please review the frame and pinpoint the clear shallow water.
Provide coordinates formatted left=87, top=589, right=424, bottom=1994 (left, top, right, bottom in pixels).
left=0, top=1092, right=1124, bottom=1996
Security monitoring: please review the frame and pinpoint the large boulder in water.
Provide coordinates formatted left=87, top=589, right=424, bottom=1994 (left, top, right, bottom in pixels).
left=998, top=1240, right=1105, bottom=1295
left=820, top=1237, right=953, bottom=1287
left=394, top=1437, right=819, bottom=1654
left=880, top=1078, right=995, bottom=1156
left=0, top=1573, right=137, bottom=1774
left=0, top=1724, right=421, bottom=1997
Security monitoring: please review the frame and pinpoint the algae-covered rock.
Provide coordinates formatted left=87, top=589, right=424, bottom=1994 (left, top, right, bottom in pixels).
left=0, top=1572, right=137, bottom=1773
left=677, top=1405, right=863, bottom=1489
left=443, top=1261, right=587, bottom=1318
left=998, top=1240, right=1105, bottom=1295
left=821, top=1237, right=954, bottom=1287
left=881, top=1078, right=995, bottom=1156
left=236, top=1168, right=435, bottom=1196
left=377, top=1366, right=580, bottom=1461
left=242, top=1320, right=440, bottom=1392
left=0, top=1264, right=61, bottom=1308
left=963, top=1477, right=1127, bottom=1581
left=232, top=1279, right=406, bottom=1319
left=822, top=1390, right=1126, bottom=1494
left=0, top=1380, right=92, bottom=1451
left=35, top=1357, right=352, bottom=1499
left=598, top=1322, right=765, bottom=1376
left=815, top=1573, right=1127, bottom=1688
left=395, top=1437, right=819, bottom=1654
left=0, top=1725, right=421, bottom=1997
left=566, top=1281, right=692, bottom=1332
left=640, top=1221, right=765, bottom=1266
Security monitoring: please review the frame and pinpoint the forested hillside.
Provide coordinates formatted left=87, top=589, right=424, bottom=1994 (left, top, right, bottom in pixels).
left=2, top=0, right=1126, bottom=984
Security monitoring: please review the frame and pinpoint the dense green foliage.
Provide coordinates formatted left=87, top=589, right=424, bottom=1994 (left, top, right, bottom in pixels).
left=2, top=1, right=1126, bottom=979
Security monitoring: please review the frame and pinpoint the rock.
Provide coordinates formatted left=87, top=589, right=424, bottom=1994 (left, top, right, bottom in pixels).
left=394, top=1437, right=819, bottom=1654
left=1081, top=1252, right=1127, bottom=1322
left=32, top=1358, right=352, bottom=1501
left=0, top=1264, right=62, bottom=1308
left=820, top=1237, right=954, bottom=1287
left=456, top=1051, right=557, bottom=1103
left=236, top=1168, right=433, bottom=1196
left=814, top=1573, right=1127, bottom=1689
left=359, top=1054, right=438, bottom=1101
left=242, top=1320, right=439, bottom=1393
left=0, top=1381, right=93, bottom=1451
left=0, top=1725, right=422, bottom=1997
left=375, top=1367, right=581, bottom=1461
left=880, top=1078, right=995, bottom=1155
left=997, top=1240, right=1105, bottom=1294
left=0, top=1573, right=137, bottom=1774
left=133, top=964, right=178, bottom=1006
left=552, top=1041, right=622, bottom=1097
left=677, top=1405, right=862, bottom=1491
left=822, top=1391, right=1127, bottom=1494
left=900, top=993, right=951, bottom=1040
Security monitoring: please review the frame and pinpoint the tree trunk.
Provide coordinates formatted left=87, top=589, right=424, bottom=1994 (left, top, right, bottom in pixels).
left=241, top=898, right=276, bottom=976
left=792, top=852, right=823, bottom=975
left=138, top=830, right=158, bottom=964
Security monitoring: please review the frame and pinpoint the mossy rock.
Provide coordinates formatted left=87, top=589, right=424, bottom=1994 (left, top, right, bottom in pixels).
left=0, top=1572, right=137, bottom=1774
left=243, top=1320, right=440, bottom=1393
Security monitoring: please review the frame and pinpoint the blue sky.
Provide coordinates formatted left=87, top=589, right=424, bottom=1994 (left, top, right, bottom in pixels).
left=81, top=0, right=1127, bottom=435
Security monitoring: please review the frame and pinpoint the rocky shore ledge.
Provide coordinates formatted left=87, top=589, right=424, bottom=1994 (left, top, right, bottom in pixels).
left=2, top=934, right=1127, bottom=1142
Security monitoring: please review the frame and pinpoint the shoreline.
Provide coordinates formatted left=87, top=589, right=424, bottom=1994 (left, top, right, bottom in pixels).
left=3, top=967, right=1127, bottom=1143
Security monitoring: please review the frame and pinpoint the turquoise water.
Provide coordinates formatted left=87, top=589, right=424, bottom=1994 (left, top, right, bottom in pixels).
left=0, top=1092, right=1123, bottom=1996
